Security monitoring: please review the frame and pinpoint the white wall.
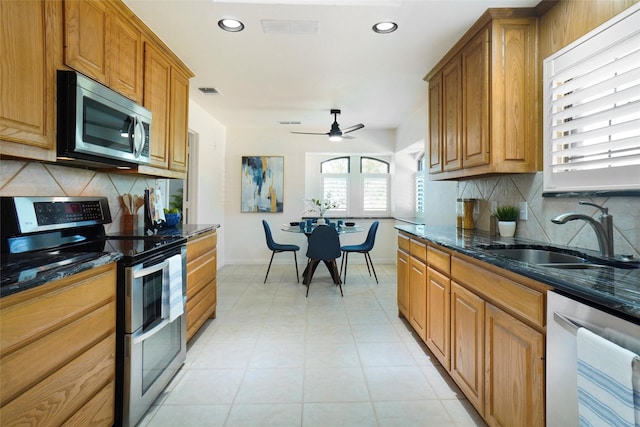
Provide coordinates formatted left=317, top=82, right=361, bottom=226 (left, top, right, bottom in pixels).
left=188, top=99, right=227, bottom=266
left=224, top=127, right=399, bottom=265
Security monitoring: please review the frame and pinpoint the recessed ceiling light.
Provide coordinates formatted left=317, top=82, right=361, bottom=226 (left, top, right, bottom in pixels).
left=372, top=21, right=397, bottom=34
left=218, top=18, right=244, bottom=32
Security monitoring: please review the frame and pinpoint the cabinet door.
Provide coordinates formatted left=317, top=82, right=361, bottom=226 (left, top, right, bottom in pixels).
left=0, top=0, right=57, bottom=157
left=409, top=257, right=427, bottom=341
left=110, top=13, right=143, bottom=103
left=442, top=56, right=462, bottom=172
left=397, top=249, right=410, bottom=318
left=462, top=27, right=490, bottom=168
left=485, top=303, right=544, bottom=427
left=426, top=266, right=450, bottom=370
left=169, top=67, right=190, bottom=172
left=64, top=0, right=109, bottom=84
left=143, top=41, right=171, bottom=169
left=428, top=73, right=442, bottom=174
left=450, top=281, right=484, bottom=415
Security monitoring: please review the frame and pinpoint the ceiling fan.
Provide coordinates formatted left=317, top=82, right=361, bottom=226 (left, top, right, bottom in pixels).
left=291, top=109, right=364, bottom=142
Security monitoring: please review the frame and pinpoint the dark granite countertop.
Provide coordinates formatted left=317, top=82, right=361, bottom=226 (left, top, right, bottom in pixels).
left=0, top=252, right=122, bottom=298
left=395, top=224, right=640, bottom=323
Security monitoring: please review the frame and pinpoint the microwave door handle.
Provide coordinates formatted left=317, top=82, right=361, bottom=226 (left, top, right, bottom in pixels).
left=132, top=318, right=171, bottom=345
left=133, top=260, right=169, bottom=279
left=132, top=115, right=145, bottom=158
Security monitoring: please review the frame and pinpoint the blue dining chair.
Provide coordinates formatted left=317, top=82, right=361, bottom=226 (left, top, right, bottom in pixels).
left=262, top=220, right=300, bottom=284
left=305, top=225, right=343, bottom=297
left=340, top=221, right=379, bottom=284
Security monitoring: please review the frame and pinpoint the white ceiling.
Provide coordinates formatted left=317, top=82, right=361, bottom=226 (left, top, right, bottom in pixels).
left=123, top=0, right=539, bottom=135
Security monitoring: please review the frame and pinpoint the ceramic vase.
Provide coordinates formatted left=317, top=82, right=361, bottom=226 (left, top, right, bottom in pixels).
left=498, top=221, right=517, bottom=237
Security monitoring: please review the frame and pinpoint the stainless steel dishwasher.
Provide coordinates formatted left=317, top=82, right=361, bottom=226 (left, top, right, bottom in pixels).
left=546, top=290, right=640, bottom=426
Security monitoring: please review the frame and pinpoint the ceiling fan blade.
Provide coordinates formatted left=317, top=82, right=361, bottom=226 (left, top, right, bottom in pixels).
left=342, top=123, right=365, bottom=134
left=342, top=135, right=356, bottom=140
left=290, top=131, right=330, bottom=136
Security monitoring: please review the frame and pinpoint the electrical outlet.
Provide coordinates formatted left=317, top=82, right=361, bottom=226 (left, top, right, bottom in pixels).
left=520, top=202, right=528, bottom=221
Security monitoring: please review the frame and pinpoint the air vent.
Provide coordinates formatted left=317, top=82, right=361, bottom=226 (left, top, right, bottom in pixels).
left=278, top=121, right=302, bottom=125
left=198, top=87, right=219, bottom=95
left=261, top=20, right=318, bottom=35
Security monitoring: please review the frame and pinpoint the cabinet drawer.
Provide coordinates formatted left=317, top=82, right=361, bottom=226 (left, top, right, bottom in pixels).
left=187, top=231, right=217, bottom=262
left=451, top=257, right=544, bottom=328
left=187, top=249, right=217, bottom=299
left=410, top=239, right=427, bottom=262
left=427, top=245, right=450, bottom=275
left=398, top=233, right=411, bottom=253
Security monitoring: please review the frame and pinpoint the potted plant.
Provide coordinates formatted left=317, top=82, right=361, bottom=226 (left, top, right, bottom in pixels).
left=494, top=205, right=519, bottom=237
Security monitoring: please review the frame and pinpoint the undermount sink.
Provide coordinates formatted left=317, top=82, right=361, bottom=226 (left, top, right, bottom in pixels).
left=478, top=245, right=638, bottom=270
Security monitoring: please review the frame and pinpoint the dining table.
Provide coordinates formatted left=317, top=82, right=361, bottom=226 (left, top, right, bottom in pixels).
left=281, top=222, right=365, bottom=285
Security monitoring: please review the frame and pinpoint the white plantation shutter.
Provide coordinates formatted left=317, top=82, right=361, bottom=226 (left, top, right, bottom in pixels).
left=362, top=175, right=389, bottom=212
left=416, top=173, right=425, bottom=214
left=322, top=174, right=348, bottom=211
left=543, top=3, right=640, bottom=192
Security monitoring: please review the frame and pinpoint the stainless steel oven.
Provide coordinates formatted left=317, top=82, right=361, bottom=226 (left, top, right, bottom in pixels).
left=111, top=238, right=187, bottom=427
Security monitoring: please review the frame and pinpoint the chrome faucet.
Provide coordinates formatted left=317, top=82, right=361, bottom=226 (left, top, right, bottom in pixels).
left=551, top=201, right=614, bottom=258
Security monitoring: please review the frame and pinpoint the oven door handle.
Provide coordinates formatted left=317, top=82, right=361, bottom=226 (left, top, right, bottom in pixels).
left=133, top=260, right=169, bottom=279
left=132, top=318, right=170, bottom=345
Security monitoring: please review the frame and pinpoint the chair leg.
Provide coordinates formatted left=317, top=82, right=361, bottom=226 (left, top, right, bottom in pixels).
left=363, top=251, right=372, bottom=277
left=342, top=252, right=349, bottom=284
left=331, top=260, right=343, bottom=297
left=264, top=251, right=276, bottom=284
left=293, top=251, right=299, bottom=283
left=305, top=259, right=317, bottom=297
left=339, top=251, right=345, bottom=276
left=366, top=252, right=379, bottom=284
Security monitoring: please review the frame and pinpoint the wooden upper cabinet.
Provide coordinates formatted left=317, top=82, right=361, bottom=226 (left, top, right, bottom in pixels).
left=0, top=0, right=59, bottom=160
left=428, top=74, right=442, bottom=174
left=425, top=9, right=539, bottom=180
left=110, top=12, right=143, bottom=103
left=143, top=41, right=171, bottom=169
left=441, top=57, right=462, bottom=172
left=462, top=27, right=490, bottom=169
left=169, top=68, right=190, bottom=172
left=64, top=0, right=109, bottom=84
left=65, top=0, right=144, bottom=103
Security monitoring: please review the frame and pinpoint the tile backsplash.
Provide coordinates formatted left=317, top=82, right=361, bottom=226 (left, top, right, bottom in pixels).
left=458, top=172, right=640, bottom=258
left=0, top=160, right=156, bottom=234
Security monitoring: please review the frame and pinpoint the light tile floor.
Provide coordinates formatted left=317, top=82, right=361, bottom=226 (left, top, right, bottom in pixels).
left=138, top=263, right=486, bottom=427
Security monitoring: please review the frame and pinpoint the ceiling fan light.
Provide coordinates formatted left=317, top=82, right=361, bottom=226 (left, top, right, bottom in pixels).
left=372, top=21, right=397, bottom=34
left=218, top=18, right=245, bottom=32
left=329, top=135, right=342, bottom=142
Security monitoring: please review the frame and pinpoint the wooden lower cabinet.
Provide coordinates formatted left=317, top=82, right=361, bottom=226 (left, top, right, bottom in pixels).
left=425, top=266, right=451, bottom=370
left=0, top=263, right=117, bottom=426
left=485, top=303, right=544, bottom=427
left=186, top=229, right=218, bottom=341
left=396, top=248, right=409, bottom=318
left=408, top=256, right=427, bottom=340
left=450, top=280, right=485, bottom=415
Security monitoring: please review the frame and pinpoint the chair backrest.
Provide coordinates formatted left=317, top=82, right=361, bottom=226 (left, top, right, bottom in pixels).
left=306, top=225, right=341, bottom=260
left=262, top=220, right=276, bottom=250
left=363, top=221, right=380, bottom=250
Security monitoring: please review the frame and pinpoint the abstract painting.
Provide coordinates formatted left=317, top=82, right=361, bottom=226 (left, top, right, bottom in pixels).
left=241, top=156, right=284, bottom=213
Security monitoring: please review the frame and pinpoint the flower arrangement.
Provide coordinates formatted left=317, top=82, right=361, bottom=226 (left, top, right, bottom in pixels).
left=304, top=197, right=338, bottom=217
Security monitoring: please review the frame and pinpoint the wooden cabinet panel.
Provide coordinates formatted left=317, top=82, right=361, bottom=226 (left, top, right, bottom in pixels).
left=0, top=0, right=58, bottom=159
left=409, top=256, right=427, bottom=340
left=442, top=56, right=462, bottom=172
left=450, top=281, right=485, bottom=415
left=186, top=230, right=217, bottom=341
left=0, top=263, right=116, bottom=426
left=397, top=233, right=411, bottom=253
left=485, top=303, right=544, bottom=427
left=169, top=68, right=189, bottom=172
left=409, top=238, right=427, bottom=262
left=110, top=12, right=143, bottom=103
left=451, top=257, right=545, bottom=328
left=427, top=245, right=450, bottom=275
left=428, top=73, right=443, bottom=173
left=462, top=27, right=490, bottom=168
left=143, top=41, right=171, bottom=169
left=64, top=0, right=109, bottom=84
left=425, top=266, right=450, bottom=370
left=397, top=249, right=410, bottom=318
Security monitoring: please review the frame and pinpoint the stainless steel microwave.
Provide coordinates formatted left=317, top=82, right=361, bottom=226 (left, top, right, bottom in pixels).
left=57, top=70, right=151, bottom=168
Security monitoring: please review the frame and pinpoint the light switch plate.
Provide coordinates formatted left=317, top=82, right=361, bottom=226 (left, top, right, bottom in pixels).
left=520, top=202, right=528, bottom=220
